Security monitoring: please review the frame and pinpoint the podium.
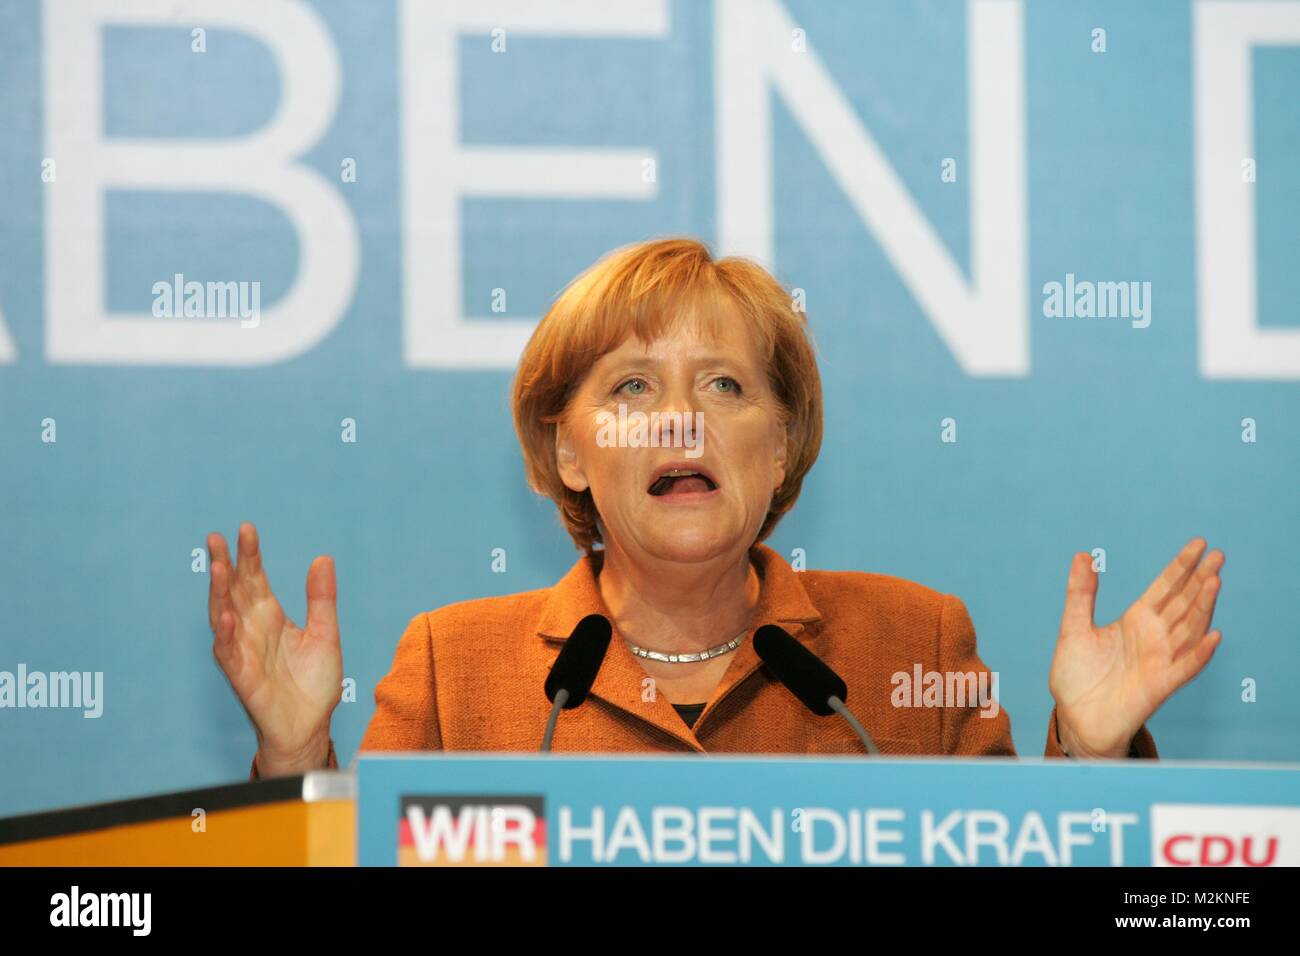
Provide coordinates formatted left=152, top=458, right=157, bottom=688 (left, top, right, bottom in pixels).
left=356, top=753, right=1300, bottom=866
left=3, top=755, right=1299, bottom=866
left=0, top=772, right=354, bottom=866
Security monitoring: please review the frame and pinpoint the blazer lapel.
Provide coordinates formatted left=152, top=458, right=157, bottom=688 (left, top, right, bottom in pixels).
left=534, top=543, right=824, bottom=751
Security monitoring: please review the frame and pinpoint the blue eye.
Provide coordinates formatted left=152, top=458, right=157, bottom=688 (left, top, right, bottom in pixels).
left=714, top=377, right=742, bottom=394
left=615, top=378, right=647, bottom=396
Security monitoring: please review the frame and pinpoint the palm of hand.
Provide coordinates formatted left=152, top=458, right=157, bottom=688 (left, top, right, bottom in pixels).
left=1049, top=540, right=1223, bottom=758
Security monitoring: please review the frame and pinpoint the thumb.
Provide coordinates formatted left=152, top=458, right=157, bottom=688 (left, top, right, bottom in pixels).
left=1061, top=551, right=1098, bottom=635
left=305, top=555, right=339, bottom=641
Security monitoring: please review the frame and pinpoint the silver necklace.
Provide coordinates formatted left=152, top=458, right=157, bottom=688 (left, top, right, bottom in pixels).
left=627, top=630, right=748, bottom=664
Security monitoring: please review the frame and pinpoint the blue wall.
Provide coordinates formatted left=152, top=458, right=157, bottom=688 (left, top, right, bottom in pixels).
left=1, top=0, right=1297, bottom=816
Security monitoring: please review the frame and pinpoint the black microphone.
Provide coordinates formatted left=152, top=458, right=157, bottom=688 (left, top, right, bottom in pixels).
left=540, top=614, right=613, bottom=751
left=753, top=624, right=880, bottom=755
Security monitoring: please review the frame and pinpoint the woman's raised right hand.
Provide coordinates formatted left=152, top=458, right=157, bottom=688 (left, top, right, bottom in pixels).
left=207, top=522, right=343, bottom=777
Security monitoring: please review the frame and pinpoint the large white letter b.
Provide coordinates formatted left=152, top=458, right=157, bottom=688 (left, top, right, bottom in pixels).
left=43, top=0, right=359, bottom=365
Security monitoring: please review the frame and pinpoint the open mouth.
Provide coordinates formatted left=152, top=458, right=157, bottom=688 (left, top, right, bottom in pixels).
left=647, top=469, right=719, bottom=497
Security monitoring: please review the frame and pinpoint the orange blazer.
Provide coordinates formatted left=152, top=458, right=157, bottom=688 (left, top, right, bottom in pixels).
left=252, top=542, right=1156, bottom=778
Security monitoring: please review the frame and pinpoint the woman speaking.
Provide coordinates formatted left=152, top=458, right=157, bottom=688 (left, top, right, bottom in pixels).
left=204, top=238, right=1224, bottom=778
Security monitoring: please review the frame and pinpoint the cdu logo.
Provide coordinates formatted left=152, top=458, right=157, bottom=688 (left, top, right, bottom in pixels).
left=1149, top=804, right=1300, bottom=867
left=399, top=795, right=546, bottom=866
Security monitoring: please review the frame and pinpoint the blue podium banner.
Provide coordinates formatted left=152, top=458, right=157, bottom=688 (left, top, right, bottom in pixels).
left=356, top=754, right=1300, bottom=867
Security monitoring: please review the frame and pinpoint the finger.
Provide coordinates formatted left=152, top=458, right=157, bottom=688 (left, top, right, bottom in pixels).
left=1061, top=552, right=1098, bottom=633
left=208, top=531, right=233, bottom=574
left=1139, top=538, right=1207, bottom=611
left=1156, top=540, right=1213, bottom=615
left=211, top=608, right=243, bottom=680
left=1165, top=629, right=1221, bottom=693
left=235, top=521, right=270, bottom=597
left=1172, top=575, right=1223, bottom=660
left=1160, top=549, right=1223, bottom=626
left=305, top=555, right=339, bottom=642
left=208, top=555, right=234, bottom=633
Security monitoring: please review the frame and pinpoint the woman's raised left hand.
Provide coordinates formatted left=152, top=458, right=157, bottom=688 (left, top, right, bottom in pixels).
left=1048, top=538, right=1224, bottom=758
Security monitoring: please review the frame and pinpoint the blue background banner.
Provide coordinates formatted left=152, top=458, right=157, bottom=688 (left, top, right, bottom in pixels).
left=1, top=0, right=1297, bottom=816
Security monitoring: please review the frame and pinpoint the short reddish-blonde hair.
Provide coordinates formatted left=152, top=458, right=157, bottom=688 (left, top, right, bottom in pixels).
left=511, top=237, right=823, bottom=555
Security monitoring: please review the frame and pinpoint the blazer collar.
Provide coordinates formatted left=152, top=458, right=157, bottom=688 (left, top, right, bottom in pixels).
left=534, top=542, right=823, bottom=752
left=535, top=541, right=823, bottom=642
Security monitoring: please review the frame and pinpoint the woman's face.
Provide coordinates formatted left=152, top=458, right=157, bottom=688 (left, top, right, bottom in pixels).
left=556, top=314, right=788, bottom=566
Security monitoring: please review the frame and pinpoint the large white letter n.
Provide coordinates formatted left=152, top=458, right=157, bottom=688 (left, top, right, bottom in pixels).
left=716, top=0, right=1028, bottom=377
left=43, top=0, right=359, bottom=365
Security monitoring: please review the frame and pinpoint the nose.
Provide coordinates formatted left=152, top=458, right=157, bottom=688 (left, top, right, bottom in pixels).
left=649, top=378, right=703, bottom=449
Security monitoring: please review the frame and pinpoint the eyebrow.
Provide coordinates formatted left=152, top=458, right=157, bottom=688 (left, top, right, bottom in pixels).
left=601, top=356, right=740, bottom=370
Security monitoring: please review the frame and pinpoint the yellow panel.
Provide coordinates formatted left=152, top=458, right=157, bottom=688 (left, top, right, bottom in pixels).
left=306, top=800, right=355, bottom=866
left=0, top=799, right=356, bottom=866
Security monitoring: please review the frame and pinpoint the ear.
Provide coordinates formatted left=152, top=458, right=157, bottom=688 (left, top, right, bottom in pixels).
left=771, top=417, right=789, bottom=493
left=555, top=421, right=589, bottom=493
